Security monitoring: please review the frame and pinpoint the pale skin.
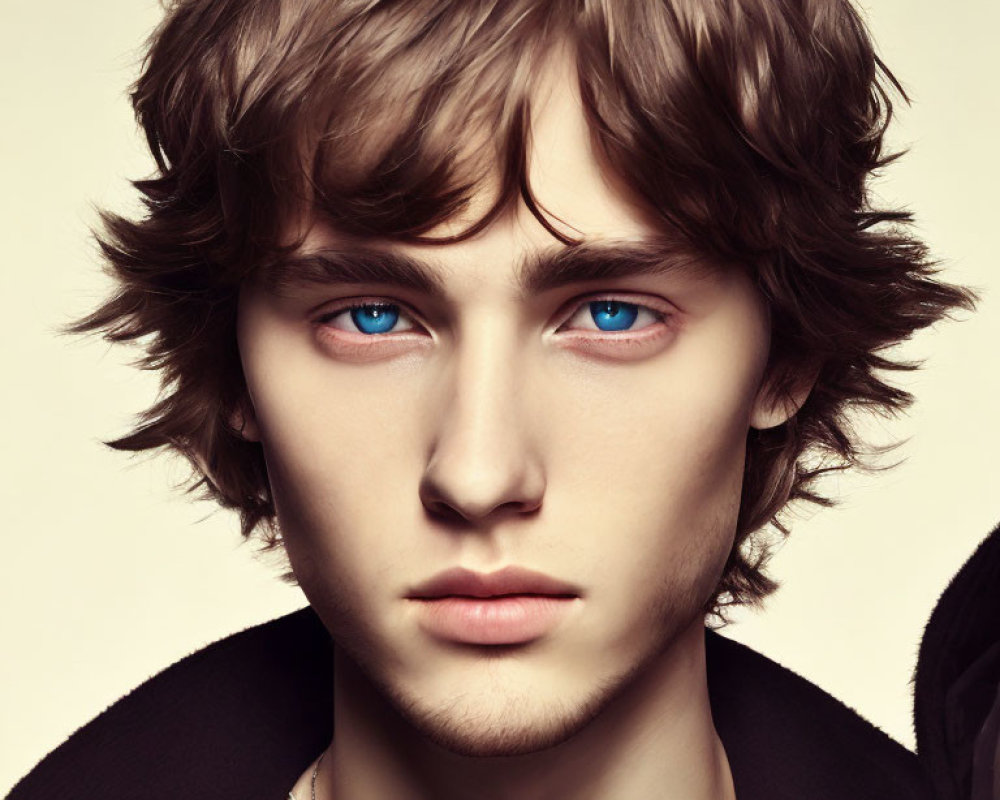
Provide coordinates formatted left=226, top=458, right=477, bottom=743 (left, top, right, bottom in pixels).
left=236, top=55, right=809, bottom=800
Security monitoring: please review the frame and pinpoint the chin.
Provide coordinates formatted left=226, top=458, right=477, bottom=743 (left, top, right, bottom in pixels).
left=325, top=557, right=721, bottom=760
left=381, top=628, right=691, bottom=758
left=396, top=683, right=611, bottom=758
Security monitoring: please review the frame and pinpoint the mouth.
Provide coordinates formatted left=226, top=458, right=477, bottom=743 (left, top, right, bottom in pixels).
left=406, top=566, right=581, bottom=646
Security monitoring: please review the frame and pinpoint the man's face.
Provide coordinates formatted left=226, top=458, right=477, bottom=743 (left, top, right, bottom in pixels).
left=237, top=61, right=780, bottom=756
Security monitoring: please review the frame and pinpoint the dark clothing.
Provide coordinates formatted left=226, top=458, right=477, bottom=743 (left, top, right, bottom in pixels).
left=915, top=522, right=1000, bottom=800
left=8, top=610, right=929, bottom=799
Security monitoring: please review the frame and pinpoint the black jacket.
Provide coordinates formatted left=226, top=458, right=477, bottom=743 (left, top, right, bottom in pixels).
left=915, top=522, right=1000, bottom=800
left=8, top=610, right=929, bottom=799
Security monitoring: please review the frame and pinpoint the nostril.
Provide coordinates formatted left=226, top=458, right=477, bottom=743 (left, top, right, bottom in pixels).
left=424, top=499, right=466, bottom=525
left=418, top=453, right=546, bottom=526
left=421, top=493, right=543, bottom=528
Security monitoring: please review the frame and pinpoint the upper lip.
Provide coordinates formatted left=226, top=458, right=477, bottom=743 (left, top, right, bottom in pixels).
left=406, top=566, right=581, bottom=599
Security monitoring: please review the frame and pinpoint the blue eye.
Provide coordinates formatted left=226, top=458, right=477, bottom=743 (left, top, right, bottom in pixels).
left=589, top=301, right=639, bottom=331
left=319, top=302, right=416, bottom=335
left=350, top=304, right=399, bottom=334
left=562, top=299, right=663, bottom=333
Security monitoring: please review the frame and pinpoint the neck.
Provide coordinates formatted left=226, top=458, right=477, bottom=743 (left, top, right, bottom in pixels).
left=318, top=620, right=734, bottom=800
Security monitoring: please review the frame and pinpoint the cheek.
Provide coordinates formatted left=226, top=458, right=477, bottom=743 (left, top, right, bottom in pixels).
left=544, top=348, right=759, bottom=521
left=242, top=336, right=429, bottom=588
left=536, top=325, right=764, bottom=605
left=246, top=309, right=424, bottom=492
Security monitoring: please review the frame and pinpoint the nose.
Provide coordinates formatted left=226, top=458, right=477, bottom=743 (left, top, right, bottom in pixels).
left=419, top=327, right=545, bottom=526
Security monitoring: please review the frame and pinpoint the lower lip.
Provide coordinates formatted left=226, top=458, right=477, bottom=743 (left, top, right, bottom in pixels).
left=411, top=595, right=576, bottom=645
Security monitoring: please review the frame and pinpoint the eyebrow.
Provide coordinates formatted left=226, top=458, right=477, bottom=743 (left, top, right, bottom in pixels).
left=263, top=248, right=447, bottom=296
left=263, top=239, right=711, bottom=300
left=518, top=240, right=712, bottom=295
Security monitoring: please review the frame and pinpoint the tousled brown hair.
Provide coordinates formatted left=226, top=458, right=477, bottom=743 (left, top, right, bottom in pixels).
left=77, top=0, right=975, bottom=612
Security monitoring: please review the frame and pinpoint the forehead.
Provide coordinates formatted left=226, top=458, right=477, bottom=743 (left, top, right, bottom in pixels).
left=424, top=48, right=662, bottom=246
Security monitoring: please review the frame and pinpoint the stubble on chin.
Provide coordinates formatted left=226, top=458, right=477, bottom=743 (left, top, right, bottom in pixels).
left=392, top=670, right=616, bottom=757
left=399, top=562, right=725, bottom=756
left=347, top=602, right=701, bottom=760
left=326, top=507, right=733, bottom=760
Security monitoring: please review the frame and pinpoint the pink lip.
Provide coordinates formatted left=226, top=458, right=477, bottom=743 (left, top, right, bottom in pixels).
left=407, top=566, right=581, bottom=646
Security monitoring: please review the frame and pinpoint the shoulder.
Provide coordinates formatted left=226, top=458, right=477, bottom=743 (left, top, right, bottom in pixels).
left=7, top=609, right=332, bottom=800
left=915, top=522, right=1000, bottom=800
left=707, top=629, right=930, bottom=800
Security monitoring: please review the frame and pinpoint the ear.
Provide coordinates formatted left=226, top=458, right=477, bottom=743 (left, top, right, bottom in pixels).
left=749, top=363, right=819, bottom=431
left=228, top=397, right=261, bottom=442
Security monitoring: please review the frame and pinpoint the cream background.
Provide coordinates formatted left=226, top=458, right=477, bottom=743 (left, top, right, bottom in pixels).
left=2, top=0, right=998, bottom=792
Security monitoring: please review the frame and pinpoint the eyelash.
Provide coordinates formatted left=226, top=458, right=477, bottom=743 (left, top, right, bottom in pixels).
left=313, top=295, right=674, bottom=341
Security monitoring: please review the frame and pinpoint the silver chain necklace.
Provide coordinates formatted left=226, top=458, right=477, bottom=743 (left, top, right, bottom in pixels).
left=287, top=752, right=325, bottom=800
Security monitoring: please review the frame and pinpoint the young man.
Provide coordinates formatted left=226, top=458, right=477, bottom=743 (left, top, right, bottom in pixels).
left=8, top=0, right=975, bottom=798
